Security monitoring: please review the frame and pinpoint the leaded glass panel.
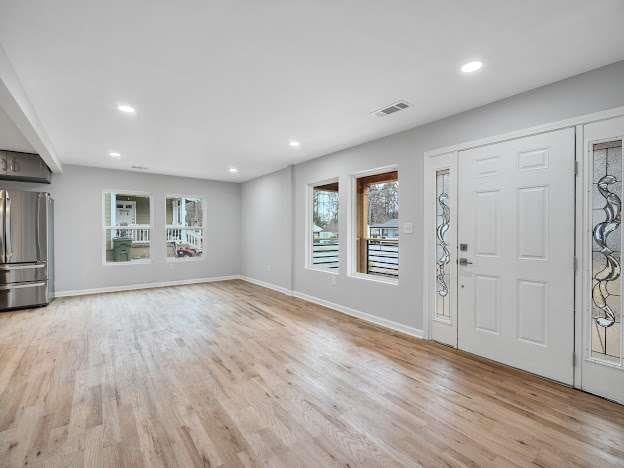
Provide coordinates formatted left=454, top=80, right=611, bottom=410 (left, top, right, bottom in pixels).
left=591, top=140, right=623, bottom=363
left=435, top=169, right=451, bottom=320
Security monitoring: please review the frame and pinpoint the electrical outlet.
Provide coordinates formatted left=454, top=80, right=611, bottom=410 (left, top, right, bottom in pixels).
left=266, top=264, right=272, bottom=272
left=403, top=222, right=413, bottom=234
left=330, top=275, right=337, bottom=286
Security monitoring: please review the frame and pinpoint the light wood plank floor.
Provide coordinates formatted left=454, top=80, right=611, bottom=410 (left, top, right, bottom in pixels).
left=1, top=280, right=623, bottom=467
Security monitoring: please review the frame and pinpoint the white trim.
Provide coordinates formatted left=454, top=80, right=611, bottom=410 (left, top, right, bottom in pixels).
left=238, top=276, right=423, bottom=340
left=0, top=45, right=62, bottom=172
left=291, top=290, right=424, bottom=339
left=351, top=163, right=399, bottom=178
left=423, top=151, right=458, bottom=344
left=574, top=124, right=584, bottom=388
left=305, top=266, right=339, bottom=275
left=348, top=271, right=398, bottom=285
left=424, top=105, right=624, bottom=158
left=101, top=190, right=153, bottom=265
left=239, top=275, right=293, bottom=296
left=424, top=105, right=624, bottom=389
left=347, top=164, right=400, bottom=280
left=55, top=275, right=240, bottom=297
left=166, top=255, right=205, bottom=263
left=305, top=177, right=340, bottom=272
left=102, top=258, right=152, bottom=267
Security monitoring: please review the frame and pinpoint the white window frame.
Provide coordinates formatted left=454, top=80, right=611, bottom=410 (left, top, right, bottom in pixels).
left=165, top=194, right=206, bottom=263
left=347, top=165, right=399, bottom=285
left=305, top=178, right=340, bottom=275
left=101, top=190, right=153, bottom=266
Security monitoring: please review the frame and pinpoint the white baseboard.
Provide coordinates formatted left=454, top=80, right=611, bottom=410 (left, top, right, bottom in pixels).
left=291, top=290, right=425, bottom=339
left=239, top=275, right=292, bottom=296
left=240, top=276, right=424, bottom=340
left=55, top=275, right=240, bottom=298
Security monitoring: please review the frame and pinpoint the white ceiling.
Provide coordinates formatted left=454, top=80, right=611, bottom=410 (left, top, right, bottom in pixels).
left=1, top=1, right=623, bottom=182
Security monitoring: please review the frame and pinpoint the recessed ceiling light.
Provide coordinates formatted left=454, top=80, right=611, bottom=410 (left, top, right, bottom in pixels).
left=117, top=103, right=136, bottom=114
left=228, top=167, right=239, bottom=174
left=109, top=151, right=121, bottom=159
left=461, top=60, right=483, bottom=73
left=289, top=140, right=301, bottom=148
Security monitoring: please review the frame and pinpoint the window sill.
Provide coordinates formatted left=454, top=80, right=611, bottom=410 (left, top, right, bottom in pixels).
left=305, top=265, right=340, bottom=275
left=104, top=259, right=152, bottom=266
left=166, top=256, right=205, bottom=263
left=348, top=272, right=398, bottom=285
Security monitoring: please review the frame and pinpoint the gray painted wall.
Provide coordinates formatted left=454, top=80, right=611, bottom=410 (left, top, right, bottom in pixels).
left=1, top=164, right=241, bottom=292
left=243, top=60, right=624, bottom=332
left=241, top=166, right=293, bottom=290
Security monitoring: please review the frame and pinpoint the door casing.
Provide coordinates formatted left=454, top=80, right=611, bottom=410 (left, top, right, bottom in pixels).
left=423, top=105, right=624, bottom=395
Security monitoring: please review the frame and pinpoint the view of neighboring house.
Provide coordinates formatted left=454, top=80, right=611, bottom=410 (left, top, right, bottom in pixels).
left=165, top=196, right=203, bottom=258
left=104, top=193, right=151, bottom=262
left=369, top=219, right=399, bottom=239
left=104, top=193, right=204, bottom=262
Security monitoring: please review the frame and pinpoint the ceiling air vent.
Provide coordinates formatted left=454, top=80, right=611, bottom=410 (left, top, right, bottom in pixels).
left=373, top=100, right=411, bottom=117
left=131, top=165, right=149, bottom=171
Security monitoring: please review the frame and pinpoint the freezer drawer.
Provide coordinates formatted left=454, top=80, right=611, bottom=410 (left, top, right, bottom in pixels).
left=0, top=281, right=48, bottom=310
left=0, top=262, right=46, bottom=284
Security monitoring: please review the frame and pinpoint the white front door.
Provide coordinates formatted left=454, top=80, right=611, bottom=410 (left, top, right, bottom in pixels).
left=458, top=128, right=575, bottom=384
left=116, top=201, right=136, bottom=226
left=581, top=116, right=624, bottom=404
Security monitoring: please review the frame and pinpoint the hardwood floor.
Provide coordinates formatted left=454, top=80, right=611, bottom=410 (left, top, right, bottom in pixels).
left=0, top=280, right=623, bottom=467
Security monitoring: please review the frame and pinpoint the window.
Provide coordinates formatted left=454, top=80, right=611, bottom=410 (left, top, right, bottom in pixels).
left=166, top=196, right=204, bottom=259
left=310, top=180, right=339, bottom=271
left=354, top=170, right=399, bottom=279
left=103, top=192, right=151, bottom=263
left=590, top=139, right=622, bottom=363
left=435, top=169, right=451, bottom=319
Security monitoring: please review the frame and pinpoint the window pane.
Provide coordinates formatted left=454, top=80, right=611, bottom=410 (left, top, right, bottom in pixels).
left=435, top=170, right=450, bottom=320
left=166, top=197, right=203, bottom=258
left=356, top=172, right=399, bottom=278
left=591, top=139, right=622, bottom=363
left=311, top=182, right=339, bottom=270
left=104, top=192, right=150, bottom=263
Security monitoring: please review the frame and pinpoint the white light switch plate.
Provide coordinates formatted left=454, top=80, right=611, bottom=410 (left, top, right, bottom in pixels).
left=403, top=222, right=413, bottom=234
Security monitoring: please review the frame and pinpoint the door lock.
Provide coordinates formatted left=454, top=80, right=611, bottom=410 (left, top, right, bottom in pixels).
left=459, top=258, right=473, bottom=266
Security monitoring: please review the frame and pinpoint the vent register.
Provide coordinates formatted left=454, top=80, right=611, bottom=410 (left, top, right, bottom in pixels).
left=373, top=101, right=410, bottom=117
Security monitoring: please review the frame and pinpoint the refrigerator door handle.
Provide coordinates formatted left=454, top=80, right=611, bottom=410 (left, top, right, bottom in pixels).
left=0, top=263, right=45, bottom=271
left=5, top=194, right=11, bottom=261
left=0, top=281, right=46, bottom=291
left=36, top=193, right=40, bottom=260
left=0, top=190, right=4, bottom=264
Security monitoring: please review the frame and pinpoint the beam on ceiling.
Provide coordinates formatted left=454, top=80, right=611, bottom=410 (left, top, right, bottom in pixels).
left=0, top=44, right=62, bottom=173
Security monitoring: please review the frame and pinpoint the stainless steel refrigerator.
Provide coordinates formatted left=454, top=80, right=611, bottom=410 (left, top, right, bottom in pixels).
left=0, top=190, right=54, bottom=310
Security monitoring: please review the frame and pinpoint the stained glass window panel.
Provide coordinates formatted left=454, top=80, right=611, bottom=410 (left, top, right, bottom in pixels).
left=435, top=169, right=451, bottom=320
left=591, top=140, right=623, bottom=364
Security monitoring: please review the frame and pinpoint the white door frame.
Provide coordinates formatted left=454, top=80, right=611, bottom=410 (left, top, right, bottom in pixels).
left=576, top=117, right=624, bottom=404
left=423, top=105, right=624, bottom=391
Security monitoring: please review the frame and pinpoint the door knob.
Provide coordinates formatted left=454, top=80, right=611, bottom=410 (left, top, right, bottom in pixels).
left=459, top=258, right=473, bottom=265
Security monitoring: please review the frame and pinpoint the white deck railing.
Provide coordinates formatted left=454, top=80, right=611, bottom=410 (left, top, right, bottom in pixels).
left=107, top=225, right=203, bottom=248
left=108, top=225, right=151, bottom=244
left=166, top=226, right=203, bottom=249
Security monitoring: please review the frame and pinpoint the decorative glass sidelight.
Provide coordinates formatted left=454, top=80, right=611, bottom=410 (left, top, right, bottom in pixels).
left=591, top=139, right=623, bottom=363
left=435, top=169, right=451, bottom=319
